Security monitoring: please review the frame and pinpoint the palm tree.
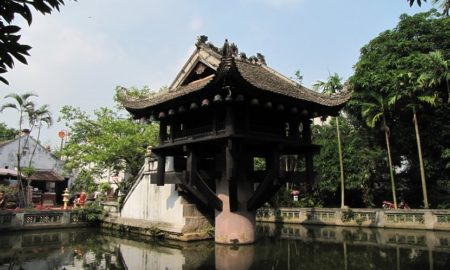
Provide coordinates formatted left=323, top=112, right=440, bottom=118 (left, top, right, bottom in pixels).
left=354, top=91, right=398, bottom=208
left=418, top=51, right=450, bottom=103
left=314, top=73, right=346, bottom=208
left=390, top=73, right=438, bottom=208
left=1, top=92, right=36, bottom=206
left=26, top=104, right=53, bottom=182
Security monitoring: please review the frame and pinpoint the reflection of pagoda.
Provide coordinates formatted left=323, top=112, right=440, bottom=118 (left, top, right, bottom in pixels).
left=121, top=37, right=349, bottom=244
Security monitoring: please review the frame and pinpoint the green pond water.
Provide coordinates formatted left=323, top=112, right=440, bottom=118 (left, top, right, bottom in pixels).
left=1, top=223, right=450, bottom=270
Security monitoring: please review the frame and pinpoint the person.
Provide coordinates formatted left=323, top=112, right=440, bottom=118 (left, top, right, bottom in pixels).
left=0, top=190, right=6, bottom=209
left=73, top=195, right=80, bottom=208
left=79, top=191, right=86, bottom=207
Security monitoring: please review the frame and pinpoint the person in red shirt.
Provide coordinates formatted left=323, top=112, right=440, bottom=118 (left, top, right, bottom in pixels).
left=79, top=191, right=86, bottom=207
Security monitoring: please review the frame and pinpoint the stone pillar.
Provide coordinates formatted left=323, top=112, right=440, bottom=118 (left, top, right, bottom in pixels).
left=215, top=147, right=255, bottom=244
left=215, top=180, right=255, bottom=244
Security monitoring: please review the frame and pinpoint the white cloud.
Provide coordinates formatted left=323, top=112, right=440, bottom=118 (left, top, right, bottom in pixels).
left=189, top=17, right=204, bottom=31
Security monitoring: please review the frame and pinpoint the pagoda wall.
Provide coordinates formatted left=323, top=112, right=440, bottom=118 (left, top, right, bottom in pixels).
left=120, top=158, right=186, bottom=233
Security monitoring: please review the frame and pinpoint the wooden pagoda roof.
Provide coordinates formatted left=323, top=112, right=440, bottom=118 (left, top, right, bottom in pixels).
left=120, top=38, right=350, bottom=114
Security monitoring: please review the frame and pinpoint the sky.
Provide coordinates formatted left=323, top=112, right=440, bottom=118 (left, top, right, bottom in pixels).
left=0, top=0, right=434, bottom=147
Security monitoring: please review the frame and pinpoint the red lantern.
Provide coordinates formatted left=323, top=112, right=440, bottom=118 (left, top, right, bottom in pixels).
left=58, top=131, right=65, bottom=139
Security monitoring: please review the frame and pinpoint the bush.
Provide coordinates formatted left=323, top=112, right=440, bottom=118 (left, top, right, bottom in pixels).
left=71, top=202, right=107, bottom=224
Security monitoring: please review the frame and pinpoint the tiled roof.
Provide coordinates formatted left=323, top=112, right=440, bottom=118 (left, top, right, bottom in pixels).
left=235, top=60, right=350, bottom=107
left=120, top=40, right=350, bottom=111
left=120, top=75, right=215, bottom=110
left=29, top=170, right=65, bottom=182
left=0, top=168, right=25, bottom=178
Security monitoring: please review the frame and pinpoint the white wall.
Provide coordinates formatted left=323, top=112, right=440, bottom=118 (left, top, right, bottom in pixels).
left=0, top=136, right=63, bottom=172
left=120, top=157, right=186, bottom=232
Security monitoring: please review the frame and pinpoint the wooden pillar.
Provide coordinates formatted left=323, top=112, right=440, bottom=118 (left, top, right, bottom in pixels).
left=291, top=120, right=300, bottom=138
left=159, top=120, right=167, bottom=144
left=212, top=108, right=218, bottom=135
left=168, top=122, right=174, bottom=143
left=226, top=139, right=238, bottom=212
left=156, top=155, right=166, bottom=186
left=305, top=152, right=314, bottom=186
left=225, top=105, right=235, bottom=135
left=302, top=119, right=312, bottom=143
left=186, top=149, right=197, bottom=186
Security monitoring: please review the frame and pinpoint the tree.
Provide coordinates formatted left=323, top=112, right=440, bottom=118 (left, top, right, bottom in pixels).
left=59, top=105, right=159, bottom=193
left=0, top=92, right=36, bottom=206
left=408, top=0, right=450, bottom=16
left=389, top=71, right=438, bottom=208
left=312, top=115, right=386, bottom=207
left=352, top=91, right=398, bottom=208
left=313, top=73, right=346, bottom=208
left=293, top=69, right=303, bottom=84
left=0, top=0, right=74, bottom=84
left=0, top=122, right=17, bottom=141
left=418, top=51, right=450, bottom=103
left=350, top=10, right=450, bottom=208
left=25, top=104, right=52, bottom=178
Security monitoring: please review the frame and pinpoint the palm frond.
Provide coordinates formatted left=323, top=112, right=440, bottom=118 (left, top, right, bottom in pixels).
left=0, top=103, right=18, bottom=112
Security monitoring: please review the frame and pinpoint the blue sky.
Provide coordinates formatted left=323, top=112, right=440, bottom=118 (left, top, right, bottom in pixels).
left=0, top=0, right=434, bottom=147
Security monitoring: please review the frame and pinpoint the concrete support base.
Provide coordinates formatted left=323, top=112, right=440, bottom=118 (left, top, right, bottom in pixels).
left=215, top=163, right=256, bottom=244
left=215, top=202, right=255, bottom=244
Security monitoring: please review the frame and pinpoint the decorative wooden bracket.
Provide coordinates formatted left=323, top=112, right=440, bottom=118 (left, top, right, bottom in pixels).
left=247, top=169, right=275, bottom=211
left=193, top=170, right=223, bottom=211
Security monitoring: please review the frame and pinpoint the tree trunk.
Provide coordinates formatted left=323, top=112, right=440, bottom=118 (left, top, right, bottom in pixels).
left=413, top=107, right=429, bottom=208
left=383, top=117, right=397, bottom=209
left=336, top=117, right=345, bottom=208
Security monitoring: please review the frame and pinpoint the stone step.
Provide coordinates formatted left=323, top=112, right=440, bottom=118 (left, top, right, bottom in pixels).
left=182, top=203, right=205, bottom=218
left=182, top=216, right=213, bottom=234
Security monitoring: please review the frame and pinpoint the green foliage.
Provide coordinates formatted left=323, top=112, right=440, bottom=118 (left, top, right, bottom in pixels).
left=98, top=182, right=111, bottom=193
left=313, top=116, right=386, bottom=207
left=341, top=208, right=355, bottom=222
left=349, top=10, right=450, bottom=207
left=270, top=187, right=323, bottom=208
left=0, top=185, right=18, bottom=208
left=59, top=105, right=159, bottom=193
left=293, top=69, right=303, bottom=84
left=253, top=157, right=266, bottom=171
left=114, top=85, right=155, bottom=110
left=313, top=73, right=343, bottom=94
left=0, top=0, right=75, bottom=84
left=0, top=122, right=17, bottom=141
left=71, top=169, right=97, bottom=193
left=71, top=201, right=106, bottom=224
left=22, top=166, right=35, bottom=178
left=146, top=226, right=165, bottom=238
left=408, top=0, right=450, bottom=16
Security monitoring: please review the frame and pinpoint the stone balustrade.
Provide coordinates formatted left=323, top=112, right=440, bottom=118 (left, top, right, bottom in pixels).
left=0, top=210, right=87, bottom=231
left=256, top=208, right=450, bottom=231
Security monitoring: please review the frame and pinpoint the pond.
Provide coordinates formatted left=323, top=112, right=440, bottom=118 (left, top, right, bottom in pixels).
left=1, top=223, right=450, bottom=270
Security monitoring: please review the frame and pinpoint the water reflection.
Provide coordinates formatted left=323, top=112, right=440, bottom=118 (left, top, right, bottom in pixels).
left=1, top=224, right=450, bottom=269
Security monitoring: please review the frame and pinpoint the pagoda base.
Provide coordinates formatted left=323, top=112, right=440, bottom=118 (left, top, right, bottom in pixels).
left=214, top=193, right=256, bottom=244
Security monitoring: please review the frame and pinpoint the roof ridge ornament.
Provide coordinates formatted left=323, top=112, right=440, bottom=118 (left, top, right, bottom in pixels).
left=222, top=39, right=232, bottom=59
left=217, top=39, right=234, bottom=73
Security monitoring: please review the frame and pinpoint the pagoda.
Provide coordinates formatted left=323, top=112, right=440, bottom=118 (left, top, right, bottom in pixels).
left=120, top=37, right=350, bottom=244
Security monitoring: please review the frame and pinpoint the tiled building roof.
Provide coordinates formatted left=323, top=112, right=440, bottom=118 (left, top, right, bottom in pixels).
left=120, top=39, right=350, bottom=112
left=29, top=170, right=65, bottom=182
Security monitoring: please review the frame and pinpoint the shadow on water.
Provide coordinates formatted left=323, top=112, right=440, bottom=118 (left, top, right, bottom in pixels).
left=1, top=224, right=450, bottom=269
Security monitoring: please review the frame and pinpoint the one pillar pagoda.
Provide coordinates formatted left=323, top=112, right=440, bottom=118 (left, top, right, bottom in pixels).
left=120, top=37, right=349, bottom=244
